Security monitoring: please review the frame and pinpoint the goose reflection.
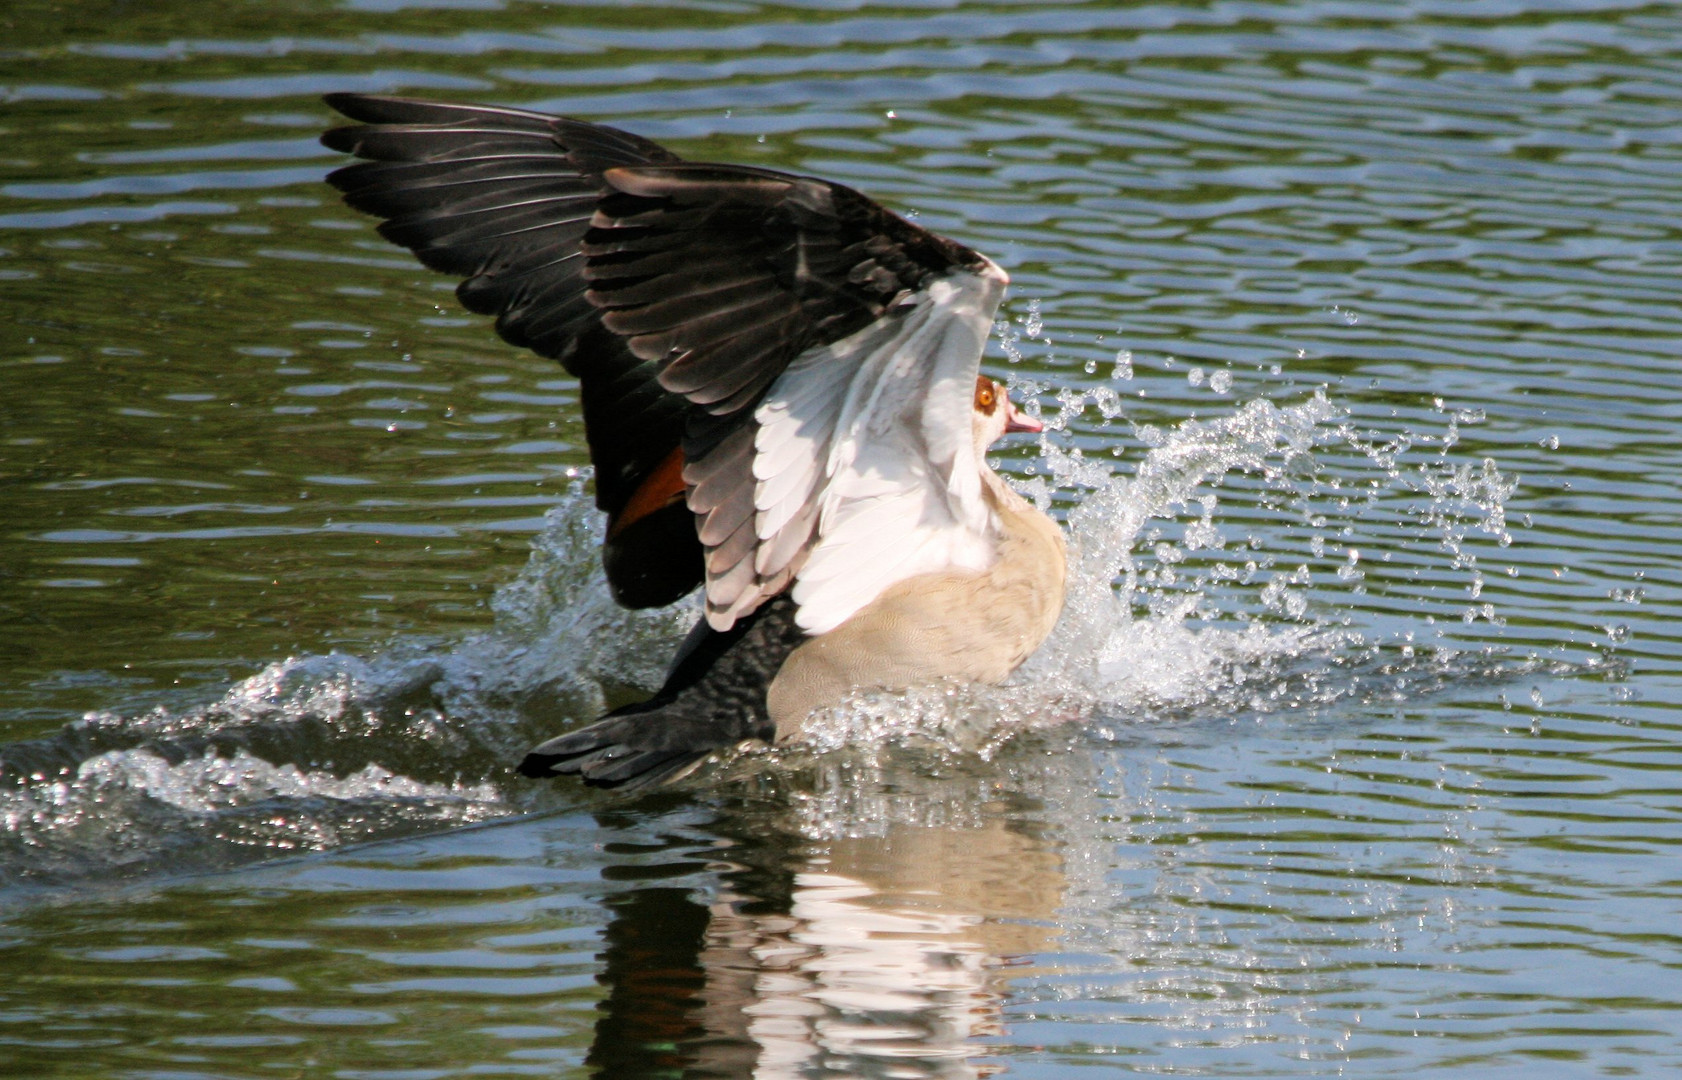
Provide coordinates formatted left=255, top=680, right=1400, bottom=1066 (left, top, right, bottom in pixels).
left=583, top=762, right=1069, bottom=1078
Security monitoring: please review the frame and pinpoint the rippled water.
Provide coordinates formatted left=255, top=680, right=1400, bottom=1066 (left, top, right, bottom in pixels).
left=3, top=1, right=1680, bottom=1076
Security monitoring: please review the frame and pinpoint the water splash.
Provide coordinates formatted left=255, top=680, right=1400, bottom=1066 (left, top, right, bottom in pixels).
left=795, top=373, right=1530, bottom=761
left=1027, top=380, right=1534, bottom=723
left=0, top=483, right=688, bottom=889
left=0, top=374, right=1533, bottom=888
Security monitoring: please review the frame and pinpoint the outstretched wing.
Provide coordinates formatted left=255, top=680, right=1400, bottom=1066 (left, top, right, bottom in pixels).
left=321, top=95, right=1006, bottom=631
left=322, top=94, right=697, bottom=609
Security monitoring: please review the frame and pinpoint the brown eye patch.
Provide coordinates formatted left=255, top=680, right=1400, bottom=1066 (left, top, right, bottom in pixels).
left=973, top=375, right=999, bottom=415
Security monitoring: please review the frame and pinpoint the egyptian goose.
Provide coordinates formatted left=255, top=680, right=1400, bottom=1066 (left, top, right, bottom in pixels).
left=321, top=95, right=1066, bottom=788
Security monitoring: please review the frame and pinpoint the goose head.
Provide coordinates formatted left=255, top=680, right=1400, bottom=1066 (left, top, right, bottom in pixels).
left=972, top=376, right=1042, bottom=453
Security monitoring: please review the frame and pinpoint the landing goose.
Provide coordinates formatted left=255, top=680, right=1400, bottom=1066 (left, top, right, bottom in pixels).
left=320, top=95, right=1067, bottom=788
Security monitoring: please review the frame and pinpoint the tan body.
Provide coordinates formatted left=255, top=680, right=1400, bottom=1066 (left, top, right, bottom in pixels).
left=767, top=469, right=1066, bottom=738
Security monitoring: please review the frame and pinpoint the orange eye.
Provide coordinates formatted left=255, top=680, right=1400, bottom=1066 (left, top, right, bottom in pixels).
left=974, top=376, right=998, bottom=413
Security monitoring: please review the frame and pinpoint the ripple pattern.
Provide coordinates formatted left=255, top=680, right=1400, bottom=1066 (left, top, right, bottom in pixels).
left=2, top=0, right=1680, bottom=1076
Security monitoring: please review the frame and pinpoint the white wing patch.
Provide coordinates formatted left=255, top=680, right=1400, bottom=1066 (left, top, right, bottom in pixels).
left=744, top=267, right=1009, bottom=635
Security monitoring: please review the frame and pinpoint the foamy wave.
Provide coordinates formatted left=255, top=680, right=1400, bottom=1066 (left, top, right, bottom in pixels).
left=3, top=746, right=502, bottom=867
left=73, top=747, right=498, bottom=814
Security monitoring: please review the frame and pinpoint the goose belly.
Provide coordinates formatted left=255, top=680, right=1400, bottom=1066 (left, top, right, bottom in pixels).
left=765, top=506, right=1065, bottom=740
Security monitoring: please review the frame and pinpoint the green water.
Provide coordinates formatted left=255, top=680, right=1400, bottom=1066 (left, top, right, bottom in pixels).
left=3, top=1, right=1680, bottom=1076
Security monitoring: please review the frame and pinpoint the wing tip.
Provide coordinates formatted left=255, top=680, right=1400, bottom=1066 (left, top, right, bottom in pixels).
left=517, top=712, right=718, bottom=791
left=517, top=743, right=710, bottom=792
left=321, top=90, right=370, bottom=116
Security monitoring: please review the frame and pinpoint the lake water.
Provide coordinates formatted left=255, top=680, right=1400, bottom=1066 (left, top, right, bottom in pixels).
left=3, top=1, right=1680, bottom=1076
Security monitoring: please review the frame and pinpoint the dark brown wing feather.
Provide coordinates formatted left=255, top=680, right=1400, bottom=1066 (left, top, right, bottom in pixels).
left=579, top=162, right=992, bottom=625
left=320, top=94, right=990, bottom=625
left=322, top=94, right=696, bottom=607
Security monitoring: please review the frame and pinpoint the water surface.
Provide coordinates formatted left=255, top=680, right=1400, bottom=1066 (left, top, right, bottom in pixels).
left=2, top=1, right=1679, bottom=1076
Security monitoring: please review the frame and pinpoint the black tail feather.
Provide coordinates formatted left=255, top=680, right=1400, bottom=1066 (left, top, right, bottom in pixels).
left=517, top=708, right=710, bottom=791
left=518, top=595, right=805, bottom=790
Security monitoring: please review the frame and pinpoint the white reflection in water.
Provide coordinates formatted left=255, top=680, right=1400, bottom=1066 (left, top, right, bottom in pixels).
left=683, top=809, right=1064, bottom=1078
